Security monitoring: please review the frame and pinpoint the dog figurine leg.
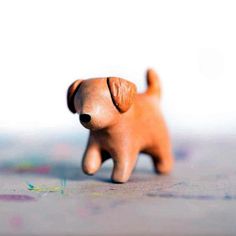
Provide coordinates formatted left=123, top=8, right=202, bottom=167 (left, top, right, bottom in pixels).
left=111, top=150, right=138, bottom=183
left=150, top=144, right=173, bottom=175
left=82, top=135, right=102, bottom=175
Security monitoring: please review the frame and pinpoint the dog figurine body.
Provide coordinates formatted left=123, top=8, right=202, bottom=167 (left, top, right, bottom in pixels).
left=67, top=69, right=173, bottom=183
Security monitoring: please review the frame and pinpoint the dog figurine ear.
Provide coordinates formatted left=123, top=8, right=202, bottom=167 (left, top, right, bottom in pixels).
left=107, top=77, right=137, bottom=113
left=67, top=80, right=83, bottom=113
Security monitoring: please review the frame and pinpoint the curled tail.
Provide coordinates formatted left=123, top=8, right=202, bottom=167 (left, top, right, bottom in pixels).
left=146, top=68, right=161, bottom=98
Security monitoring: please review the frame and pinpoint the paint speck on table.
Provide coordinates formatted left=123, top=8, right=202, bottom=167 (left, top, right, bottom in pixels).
left=146, top=192, right=236, bottom=201
left=9, top=215, right=23, bottom=229
left=0, top=194, right=35, bottom=202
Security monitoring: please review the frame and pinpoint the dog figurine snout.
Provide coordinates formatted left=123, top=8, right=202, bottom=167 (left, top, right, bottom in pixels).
left=79, top=114, right=91, bottom=123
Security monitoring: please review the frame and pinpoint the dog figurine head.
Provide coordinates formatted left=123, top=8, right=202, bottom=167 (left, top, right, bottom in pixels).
left=67, top=77, right=137, bottom=130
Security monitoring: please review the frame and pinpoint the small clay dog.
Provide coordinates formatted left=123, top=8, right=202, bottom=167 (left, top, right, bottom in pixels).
left=67, top=69, right=174, bottom=183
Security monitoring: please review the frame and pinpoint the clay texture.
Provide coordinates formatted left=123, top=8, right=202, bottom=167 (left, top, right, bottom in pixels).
left=67, top=69, right=174, bottom=183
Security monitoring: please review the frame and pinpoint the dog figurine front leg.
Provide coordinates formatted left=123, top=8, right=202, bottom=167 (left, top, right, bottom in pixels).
left=111, top=149, right=138, bottom=183
left=82, top=135, right=102, bottom=175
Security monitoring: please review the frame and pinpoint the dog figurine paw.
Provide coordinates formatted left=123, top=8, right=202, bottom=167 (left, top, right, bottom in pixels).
left=67, top=69, right=174, bottom=183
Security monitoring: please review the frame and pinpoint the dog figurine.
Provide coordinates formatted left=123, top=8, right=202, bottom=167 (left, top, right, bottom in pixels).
left=67, top=69, right=174, bottom=183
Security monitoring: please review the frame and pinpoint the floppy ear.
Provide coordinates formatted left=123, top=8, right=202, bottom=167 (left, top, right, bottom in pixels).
left=107, top=77, right=137, bottom=113
left=67, top=80, right=83, bottom=113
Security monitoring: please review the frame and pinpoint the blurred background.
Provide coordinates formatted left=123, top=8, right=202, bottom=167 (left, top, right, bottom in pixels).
left=0, top=0, right=235, bottom=137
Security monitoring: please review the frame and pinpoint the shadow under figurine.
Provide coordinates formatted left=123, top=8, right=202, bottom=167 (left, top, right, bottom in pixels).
left=67, top=69, right=174, bottom=183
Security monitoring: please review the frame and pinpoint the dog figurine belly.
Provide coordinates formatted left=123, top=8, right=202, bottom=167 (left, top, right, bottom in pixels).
left=67, top=69, right=174, bottom=183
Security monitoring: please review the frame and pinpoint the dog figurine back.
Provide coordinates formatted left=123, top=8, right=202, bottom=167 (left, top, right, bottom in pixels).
left=67, top=69, right=174, bottom=183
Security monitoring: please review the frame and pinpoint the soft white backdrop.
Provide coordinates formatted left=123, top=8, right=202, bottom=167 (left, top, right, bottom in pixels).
left=0, top=0, right=235, bottom=134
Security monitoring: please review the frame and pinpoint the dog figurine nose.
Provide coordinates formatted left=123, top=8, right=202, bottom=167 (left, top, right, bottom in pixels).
left=80, top=114, right=91, bottom=123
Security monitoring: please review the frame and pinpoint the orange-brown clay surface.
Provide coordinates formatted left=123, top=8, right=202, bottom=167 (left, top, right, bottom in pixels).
left=67, top=69, right=174, bottom=183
